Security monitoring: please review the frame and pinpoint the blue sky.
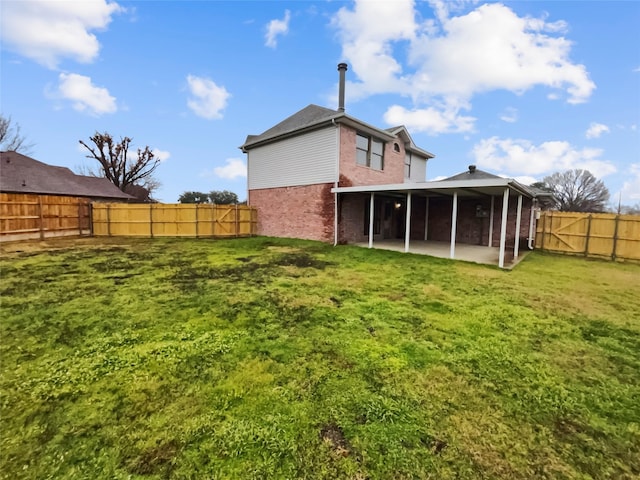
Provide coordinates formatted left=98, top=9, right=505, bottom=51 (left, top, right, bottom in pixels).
left=1, top=0, right=639, bottom=206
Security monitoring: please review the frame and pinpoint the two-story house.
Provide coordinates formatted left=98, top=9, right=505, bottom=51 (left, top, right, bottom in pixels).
left=241, top=64, right=545, bottom=268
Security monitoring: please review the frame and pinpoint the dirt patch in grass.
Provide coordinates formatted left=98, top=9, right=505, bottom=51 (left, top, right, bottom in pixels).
left=320, top=423, right=352, bottom=457
left=125, top=439, right=179, bottom=476
left=273, top=252, right=331, bottom=269
left=169, top=251, right=332, bottom=292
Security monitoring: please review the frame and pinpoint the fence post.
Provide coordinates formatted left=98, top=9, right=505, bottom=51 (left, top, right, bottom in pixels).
left=540, top=212, right=546, bottom=251
left=612, top=214, right=620, bottom=261
left=38, top=195, right=45, bottom=240
left=212, top=204, right=217, bottom=237
left=149, top=204, right=154, bottom=238
left=89, top=203, right=94, bottom=236
left=195, top=204, right=199, bottom=238
left=107, top=204, right=112, bottom=237
left=584, top=214, right=592, bottom=257
left=235, top=203, right=239, bottom=237
left=77, top=200, right=83, bottom=236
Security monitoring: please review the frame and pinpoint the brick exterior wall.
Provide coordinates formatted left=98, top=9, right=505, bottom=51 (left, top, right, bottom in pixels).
left=427, top=195, right=533, bottom=247
left=338, top=125, right=405, bottom=186
left=339, top=193, right=429, bottom=244
left=249, top=183, right=334, bottom=242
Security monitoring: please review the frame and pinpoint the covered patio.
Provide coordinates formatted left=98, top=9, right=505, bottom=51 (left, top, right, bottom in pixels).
left=354, top=239, right=530, bottom=268
left=333, top=168, right=541, bottom=269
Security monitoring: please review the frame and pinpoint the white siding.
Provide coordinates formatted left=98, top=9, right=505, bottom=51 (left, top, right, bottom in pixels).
left=248, top=127, right=337, bottom=190
left=405, top=154, right=427, bottom=183
left=411, top=156, right=427, bottom=182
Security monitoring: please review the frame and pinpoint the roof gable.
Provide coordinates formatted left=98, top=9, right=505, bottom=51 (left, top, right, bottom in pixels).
left=0, top=151, right=134, bottom=200
left=241, top=104, right=339, bottom=150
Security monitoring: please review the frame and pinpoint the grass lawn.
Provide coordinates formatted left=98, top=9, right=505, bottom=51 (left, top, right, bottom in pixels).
left=1, top=236, right=639, bottom=479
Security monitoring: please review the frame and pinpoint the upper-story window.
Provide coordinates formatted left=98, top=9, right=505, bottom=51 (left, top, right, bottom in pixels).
left=356, top=133, right=384, bottom=170
left=404, top=153, right=411, bottom=178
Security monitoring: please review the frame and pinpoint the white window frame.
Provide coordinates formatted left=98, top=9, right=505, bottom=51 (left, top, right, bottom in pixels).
left=356, top=133, right=384, bottom=171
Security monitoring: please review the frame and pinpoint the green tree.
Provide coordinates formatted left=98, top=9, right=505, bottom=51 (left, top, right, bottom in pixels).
left=541, top=169, right=610, bottom=213
left=178, top=191, right=210, bottom=204
left=209, top=190, right=239, bottom=204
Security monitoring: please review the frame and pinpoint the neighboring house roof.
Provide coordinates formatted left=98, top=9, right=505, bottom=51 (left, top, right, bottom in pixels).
left=0, top=151, right=134, bottom=200
left=441, top=166, right=503, bottom=182
left=240, top=104, right=435, bottom=159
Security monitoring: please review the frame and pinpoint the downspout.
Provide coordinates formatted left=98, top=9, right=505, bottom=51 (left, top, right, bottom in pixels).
left=333, top=118, right=339, bottom=246
left=333, top=63, right=347, bottom=246
left=528, top=198, right=537, bottom=250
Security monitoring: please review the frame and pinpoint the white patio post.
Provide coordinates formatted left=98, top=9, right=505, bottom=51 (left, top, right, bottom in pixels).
left=514, top=194, right=523, bottom=258
left=368, top=192, right=375, bottom=248
left=498, top=188, right=509, bottom=268
left=450, top=192, right=458, bottom=259
left=404, top=192, right=412, bottom=253
left=488, top=195, right=495, bottom=247
left=424, top=197, right=429, bottom=241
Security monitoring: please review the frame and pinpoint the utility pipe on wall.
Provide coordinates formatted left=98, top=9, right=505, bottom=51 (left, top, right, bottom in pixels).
left=368, top=192, right=375, bottom=248
left=527, top=199, right=537, bottom=250
left=514, top=194, right=523, bottom=258
left=488, top=195, right=495, bottom=247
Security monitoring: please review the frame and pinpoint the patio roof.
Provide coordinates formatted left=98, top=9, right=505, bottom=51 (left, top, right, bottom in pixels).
left=331, top=177, right=536, bottom=199
left=332, top=168, right=539, bottom=269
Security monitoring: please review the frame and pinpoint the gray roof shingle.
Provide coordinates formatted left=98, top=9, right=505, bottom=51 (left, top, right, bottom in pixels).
left=241, top=104, right=340, bottom=149
left=440, top=167, right=504, bottom=182
left=0, top=151, right=134, bottom=200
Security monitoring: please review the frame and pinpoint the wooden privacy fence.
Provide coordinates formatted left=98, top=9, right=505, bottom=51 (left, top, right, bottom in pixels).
left=91, top=203, right=257, bottom=238
left=0, top=193, right=91, bottom=242
left=535, top=211, right=640, bottom=262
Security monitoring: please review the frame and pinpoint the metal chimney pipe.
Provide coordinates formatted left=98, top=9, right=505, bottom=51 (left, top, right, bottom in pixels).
left=337, top=63, right=348, bottom=112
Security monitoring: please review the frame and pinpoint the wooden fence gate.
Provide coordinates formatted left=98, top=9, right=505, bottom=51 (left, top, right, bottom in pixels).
left=535, top=211, right=640, bottom=262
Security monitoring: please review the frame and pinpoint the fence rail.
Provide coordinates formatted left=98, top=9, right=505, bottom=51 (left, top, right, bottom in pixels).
left=0, top=193, right=91, bottom=242
left=91, top=203, right=257, bottom=238
left=535, top=211, right=640, bottom=262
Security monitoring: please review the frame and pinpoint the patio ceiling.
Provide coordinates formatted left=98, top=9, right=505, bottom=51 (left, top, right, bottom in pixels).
left=331, top=178, right=535, bottom=199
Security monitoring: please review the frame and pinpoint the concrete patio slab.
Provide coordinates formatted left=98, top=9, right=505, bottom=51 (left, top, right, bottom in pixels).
left=354, top=240, right=531, bottom=268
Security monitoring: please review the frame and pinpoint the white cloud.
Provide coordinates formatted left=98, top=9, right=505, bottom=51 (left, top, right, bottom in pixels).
left=152, top=149, right=171, bottom=162
left=585, top=122, right=610, bottom=139
left=55, top=73, right=117, bottom=115
left=500, top=107, right=518, bottom=123
left=332, top=0, right=416, bottom=100
left=186, top=75, right=230, bottom=120
left=620, top=163, right=640, bottom=203
left=513, top=175, right=539, bottom=185
left=214, top=158, right=247, bottom=180
left=0, top=0, right=123, bottom=69
left=384, top=104, right=475, bottom=134
left=472, top=136, right=617, bottom=178
left=265, top=10, right=291, bottom=48
left=332, top=1, right=595, bottom=134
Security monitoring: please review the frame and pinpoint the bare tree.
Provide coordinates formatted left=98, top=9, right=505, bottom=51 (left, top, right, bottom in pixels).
left=0, top=114, right=34, bottom=153
left=542, top=169, right=610, bottom=213
left=79, top=132, right=161, bottom=195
